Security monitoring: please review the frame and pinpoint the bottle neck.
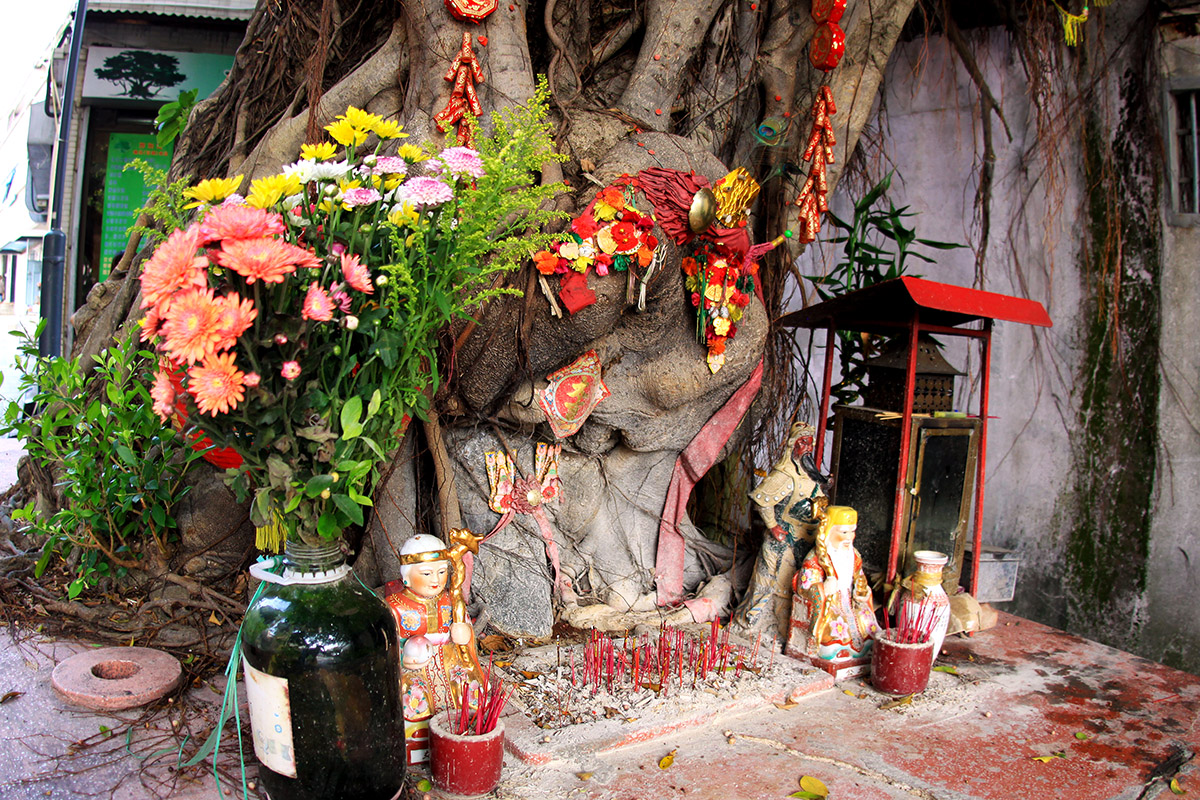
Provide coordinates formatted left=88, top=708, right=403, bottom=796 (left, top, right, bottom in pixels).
left=282, top=540, right=349, bottom=583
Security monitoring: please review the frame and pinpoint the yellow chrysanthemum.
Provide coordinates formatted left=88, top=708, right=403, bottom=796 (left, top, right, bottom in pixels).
left=337, top=179, right=363, bottom=193
left=343, top=107, right=384, bottom=131
left=183, top=175, right=244, bottom=209
left=326, top=118, right=368, bottom=148
left=246, top=173, right=303, bottom=209
left=388, top=203, right=420, bottom=227
left=318, top=198, right=335, bottom=215
left=300, top=142, right=339, bottom=161
left=397, top=143, right=426, bottom=162
left=712, top=317, right=731, bottom=336
left=383, top=175, right=404, bottom=192
left=371, top=118, right=407, bottom=140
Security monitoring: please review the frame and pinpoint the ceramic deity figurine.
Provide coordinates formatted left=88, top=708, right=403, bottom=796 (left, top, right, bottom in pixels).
left=786, top=505, right=880, bottom=677
left=731, top=422, right=828, bottom=641
left=384, top=531, right=485, bottom=768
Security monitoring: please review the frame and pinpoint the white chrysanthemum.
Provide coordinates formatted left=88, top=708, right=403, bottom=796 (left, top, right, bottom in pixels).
left=283, top=158, right=352, bottom=183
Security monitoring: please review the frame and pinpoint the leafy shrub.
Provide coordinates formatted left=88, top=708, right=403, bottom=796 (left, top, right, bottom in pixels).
left=3, top=325, right=208, bottom=598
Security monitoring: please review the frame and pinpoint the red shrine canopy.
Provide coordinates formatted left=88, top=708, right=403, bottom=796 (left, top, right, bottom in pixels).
left=779, top=276, right=1053, bottom=332
left=778, top=277, right=1051, bottom=594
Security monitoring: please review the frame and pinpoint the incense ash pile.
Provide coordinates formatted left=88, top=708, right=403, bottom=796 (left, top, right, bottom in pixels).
left=497, top=621, right=779, bottom=730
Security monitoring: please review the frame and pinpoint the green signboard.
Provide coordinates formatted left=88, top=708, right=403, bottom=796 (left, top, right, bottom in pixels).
left=99, top=133, right=173, bottom=281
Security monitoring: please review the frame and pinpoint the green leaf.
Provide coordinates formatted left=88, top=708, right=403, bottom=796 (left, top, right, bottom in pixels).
left=348, top=487, right=374, bottom=507
left=150, top=505, right=167, bottom=528
left=417, top=779, right=433, bottom=792
left=1074, top=731, right=1089, bottom=740
left=305, top=474, right=335, bottom=498
left=932, top=665, right=958, bottom=674
left=331, top=494, right=364, bottom=527
left=316, top=511, right=341, bottom=539
left=360, top=436, right=385, bottom=460
left=340, top=397, right=364, bottom=440
left=367, top=389, right=382, bottom=418
left=1170, top=777, right=1186, bottom=794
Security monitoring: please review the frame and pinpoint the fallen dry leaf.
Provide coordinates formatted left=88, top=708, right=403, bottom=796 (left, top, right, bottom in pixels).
left=576, top=772, right=593, bottom=781
left=1170, top=778, right=1186, bottom=795
left=0, top=691, right=23, bottom=704
left=879, top=694, right=913, bottom=710
left=799, top=774, right=829, bottom=796
left=658, top=748, right=677, bottom=769
left=773, top=701, right=799, bottom=710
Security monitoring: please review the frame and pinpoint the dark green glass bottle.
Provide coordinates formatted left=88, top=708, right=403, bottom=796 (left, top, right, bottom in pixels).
left=242, top=541, right=404, bottom=800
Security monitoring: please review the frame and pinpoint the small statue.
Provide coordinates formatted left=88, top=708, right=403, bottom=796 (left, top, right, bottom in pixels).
left=384, top=532, right=485, bottom=768
left=786, top=505, right=880, bottom=672
left=730, top=421, right=827, bottom=640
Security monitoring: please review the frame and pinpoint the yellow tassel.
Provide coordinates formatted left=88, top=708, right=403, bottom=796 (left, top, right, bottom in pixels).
left=255, top=512, right=287, bottom=553
left=1056, top=3, right=1089, bottom=47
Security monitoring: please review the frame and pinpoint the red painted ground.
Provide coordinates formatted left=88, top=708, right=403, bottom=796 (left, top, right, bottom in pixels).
left=500, top=613, right=1199, bottom=799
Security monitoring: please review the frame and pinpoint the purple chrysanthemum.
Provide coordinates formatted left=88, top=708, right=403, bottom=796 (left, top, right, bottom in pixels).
left=373, top=156, right=409, bottom=176
left=395, top=176, right=454, bottom=208
left=342, top=187, right=382, bottom=208
left=435, top=147, right=486, bottom=179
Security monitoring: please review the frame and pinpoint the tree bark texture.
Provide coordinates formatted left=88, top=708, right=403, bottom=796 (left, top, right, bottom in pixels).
left=69, top=0, right=919, bottom=635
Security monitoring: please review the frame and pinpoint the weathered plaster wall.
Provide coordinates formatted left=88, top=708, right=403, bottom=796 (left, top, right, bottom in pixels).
left=797, top=2, right=1199, bottom=671
left=1148, top=29, right=1200, bottom=672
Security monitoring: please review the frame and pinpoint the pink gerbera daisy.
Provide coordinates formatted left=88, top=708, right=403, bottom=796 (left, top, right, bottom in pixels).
left=161, top=289, right=225, bottom=365
left=213, top=294, right=258, bottom=352
left=341, top=253, right=374, bottom=294
left=150, top=368, right=176, bottom=422
left=435, top=146, right=485, bottom=179
left=302, top=282, right=335, bottom=322
left=198, top=204, right=286, bottom=244
left=188, top=352, right=246, bottom=416
left=372, top=156, right=408, bottom=176
left=342, top=187, right=382, bottom=208
left=394, top=176, right=453, bottom=208
left=216, top=238, right=300, bottom=284
left=140, top=225, right=208, bottom=311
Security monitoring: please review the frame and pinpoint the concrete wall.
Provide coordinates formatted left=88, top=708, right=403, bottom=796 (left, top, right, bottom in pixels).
left=796, top=3, right=1200, bottom=671
left=1148, top=27, right=1200, bottom=672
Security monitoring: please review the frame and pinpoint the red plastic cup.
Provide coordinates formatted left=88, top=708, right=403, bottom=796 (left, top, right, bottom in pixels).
left=429, top=715, right=505, bottom=798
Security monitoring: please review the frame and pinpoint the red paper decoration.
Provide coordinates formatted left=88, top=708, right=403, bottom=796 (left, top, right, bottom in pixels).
left=792, top=86, right=837, bottom=244
left=434, top=32, right=485, bottom=145
left=809, top=23, right=846, bottom=71
left=811, top=0, right=846, bottom=24
left=444, top=0, right=497, bottom=23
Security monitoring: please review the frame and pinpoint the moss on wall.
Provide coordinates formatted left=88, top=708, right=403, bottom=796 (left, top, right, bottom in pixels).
left=1065, top=62, right=1161, bottom=649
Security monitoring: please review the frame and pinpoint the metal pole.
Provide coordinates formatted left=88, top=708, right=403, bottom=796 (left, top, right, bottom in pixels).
left=970, top=319, right=993, bottom=597
left=39, top=0, right=87, bottom=358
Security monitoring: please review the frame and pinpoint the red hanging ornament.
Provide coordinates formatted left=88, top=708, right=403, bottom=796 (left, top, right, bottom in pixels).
left=434, top=32, right=486, bottom=145
left=810, top=0, right=846, bottom=24
left=809, top=23, right=845, bottom=71
left=444, top=0, right=497, bottom=23
left=792, top=86, right=837, bottom=244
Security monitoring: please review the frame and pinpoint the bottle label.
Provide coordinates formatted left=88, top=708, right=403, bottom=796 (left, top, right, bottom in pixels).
left=243, top=658, right=298, bottom=778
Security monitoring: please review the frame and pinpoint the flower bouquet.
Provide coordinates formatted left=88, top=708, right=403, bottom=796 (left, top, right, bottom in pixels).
left=139, top=87, right=566, bottom=548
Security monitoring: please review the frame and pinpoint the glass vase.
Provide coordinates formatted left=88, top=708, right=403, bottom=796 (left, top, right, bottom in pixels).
left=896, top=550, right=952, bottom=659
left=242, top=540, right=404, bottom=800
